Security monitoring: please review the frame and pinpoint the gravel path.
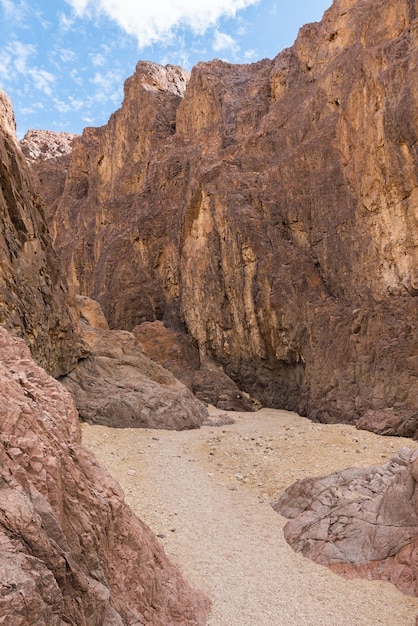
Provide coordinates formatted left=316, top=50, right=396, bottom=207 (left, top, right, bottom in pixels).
left=82, top=408, right=418, bottom=625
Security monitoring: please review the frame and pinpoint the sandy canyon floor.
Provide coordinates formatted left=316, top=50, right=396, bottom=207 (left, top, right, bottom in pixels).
left=82, top=407, right=418, bottom=625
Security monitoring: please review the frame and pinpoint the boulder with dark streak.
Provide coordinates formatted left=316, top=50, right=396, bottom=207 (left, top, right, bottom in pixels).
left=61, top=297, right=209, bottom=429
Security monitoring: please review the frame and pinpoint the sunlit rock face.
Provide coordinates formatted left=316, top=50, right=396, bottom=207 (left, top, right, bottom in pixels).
left=24, top=0, right=418, bottom=434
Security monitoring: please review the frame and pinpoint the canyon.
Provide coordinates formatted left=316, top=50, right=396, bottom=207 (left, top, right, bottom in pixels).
left=24, top=0, right=418, bottom=437
left=0, top=0, right=418, bottom=623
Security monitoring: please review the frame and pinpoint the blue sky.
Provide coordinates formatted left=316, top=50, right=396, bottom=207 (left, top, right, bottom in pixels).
left=0, top=0, right=332, bottom=137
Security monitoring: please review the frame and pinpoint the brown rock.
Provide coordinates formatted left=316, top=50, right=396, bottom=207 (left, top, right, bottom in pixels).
left=0, top=326, right=210, bottom=624
left=61, top=299, right=208, bottom=429
left=20, top=130, right=77, bottom=226
left=133, top=321, right=258, bottom=411
left=24, top=1, right=418, bottom=433
left=0, top=90, right=85, bottom=376
left=274, top=447, right=418, bottom=598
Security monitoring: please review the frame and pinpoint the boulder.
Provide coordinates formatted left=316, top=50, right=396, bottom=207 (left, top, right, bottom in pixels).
left=133, top=321, right=258, bottom=411
left=0, top=326, right=210, bottom=624
left=61, top=299, right=208, bottom=429
left=274, top=447, right=418, bottom=597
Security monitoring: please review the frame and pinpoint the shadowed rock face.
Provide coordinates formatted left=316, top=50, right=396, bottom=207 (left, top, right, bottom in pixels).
left=0, top=326, right=210, bottom=625
left=133, top=321, right=259, bottom=411
left=24, top=0, right=418, bottom=433
left=0, top=91, right=85, bottom=377
left=274, top=447, right=418, bottom=598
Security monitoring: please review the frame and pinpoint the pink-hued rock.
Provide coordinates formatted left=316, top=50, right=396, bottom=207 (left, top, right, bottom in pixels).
left=0, top=326, right=210, bottom=624
left=274, top=447, right=418, bottom=598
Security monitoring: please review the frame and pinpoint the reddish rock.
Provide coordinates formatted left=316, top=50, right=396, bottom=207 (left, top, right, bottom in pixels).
left=0, top=326, right=210, bottom=624
left=24, top=0, right=418, bottom=434
left=133, top=321, right=258, bottom=411
left=274, top=447, right=418, bottom=598
left=0, top=90, right=85, bottom=376
left=61, top=299, right=208, bottom=429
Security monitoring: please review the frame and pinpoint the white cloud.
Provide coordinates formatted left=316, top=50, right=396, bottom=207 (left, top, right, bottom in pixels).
left=243, top=48, right=257, bottom=61
left=59, top=11, right=76, bottom=30
left=0, top=54, right=11, bottom=80
left=28, top=67, right=56, bottom=96
left=90, top=69, right=124, bottom=105
left=90, top=52, right=107, bottom=67
left=9, top=41, right=36, bottom=73
left=65, top=0, right=259, bottom=48
left=59, top=48, right=77, bottom=63
left=2, top=40, right=56, bottom=96
left=212, top=30, right=239, bottom=53
left=0, top=0, right=28, bottom=23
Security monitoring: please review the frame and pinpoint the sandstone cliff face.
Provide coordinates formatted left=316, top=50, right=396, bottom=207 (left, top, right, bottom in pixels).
left=0, top=326, right=210, bottom=624
left=274, top=447, right=418, bottom=598
left=26, top=0, right=418, bottom=432
left=0, top=91, right=84, bottom=376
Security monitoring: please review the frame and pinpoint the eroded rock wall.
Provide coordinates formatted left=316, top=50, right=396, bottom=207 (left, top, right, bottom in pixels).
left=0, top=91, right=85, bottom=376
left=25, top=0, right=418, bottom=432
left=0, top=326, right=210, bottom=624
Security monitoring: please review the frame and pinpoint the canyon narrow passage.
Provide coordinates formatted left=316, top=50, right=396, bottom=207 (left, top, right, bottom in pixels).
left=83, top=408, right=418, bottom=626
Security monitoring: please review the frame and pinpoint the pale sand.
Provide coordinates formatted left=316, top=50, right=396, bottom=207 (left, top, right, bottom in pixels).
left=82, top=407, right=418, bottom=625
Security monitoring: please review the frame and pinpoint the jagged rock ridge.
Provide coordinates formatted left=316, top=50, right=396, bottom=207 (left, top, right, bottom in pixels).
left=23, top=0, right=418, bottom=435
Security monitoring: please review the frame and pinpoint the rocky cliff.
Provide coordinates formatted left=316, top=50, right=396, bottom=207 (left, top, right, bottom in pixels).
left=24, top=0, right=418, bottom=434
left=0, top=91, right=85, bottom=376
left=0, top=326, right=210, bottom=624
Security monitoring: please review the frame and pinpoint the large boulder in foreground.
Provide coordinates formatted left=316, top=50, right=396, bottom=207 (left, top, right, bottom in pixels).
left=274, top=447, right=418, bottom=598
left=0, top=326, right=210, bottom=624
left=61, top=297, right=208, bottom=429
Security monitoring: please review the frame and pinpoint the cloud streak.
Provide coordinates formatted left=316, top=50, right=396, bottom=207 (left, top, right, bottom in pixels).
left=65, top=0, right=259, bottom=47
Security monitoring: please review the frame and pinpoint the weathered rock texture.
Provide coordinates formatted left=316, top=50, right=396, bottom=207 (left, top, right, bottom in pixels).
left=0, top=91, right=84, bottom=376
left=20, top=130, right=77, bottom=222
left=0, top=326, right=210, bottom=624
left=274, top=447, right=418, bottom=598
left=133, top=321, right=258, bottom=411
left=61, top=297, right=208, bottom=429
left=25, top=0, right=418, bottom=433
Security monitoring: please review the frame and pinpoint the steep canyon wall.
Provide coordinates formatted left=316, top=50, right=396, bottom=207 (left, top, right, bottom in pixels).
left=25, top=0, right=418, bottom=434
left=0, top=91, right=85, bottom=377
